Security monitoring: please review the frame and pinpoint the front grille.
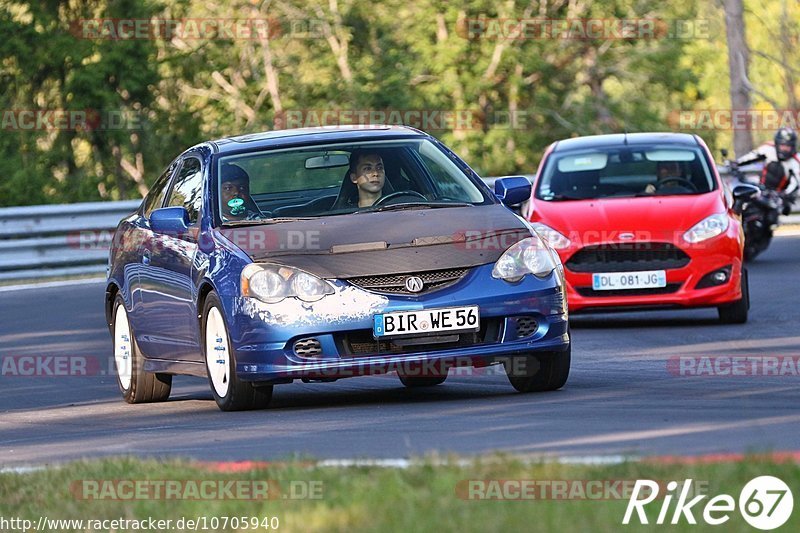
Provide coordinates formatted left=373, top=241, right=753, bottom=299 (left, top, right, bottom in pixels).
left=346, top=267, right=470, bottom=295
left=566, top=243, right=690, bottom=273
left=575, top=283, right=682, bottom=297
left=293, top=337, right=323, bottom=357
left=336, top=318, right=502, bottom=357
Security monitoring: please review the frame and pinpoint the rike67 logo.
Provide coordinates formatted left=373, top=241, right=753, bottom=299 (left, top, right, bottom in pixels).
left=623, top=476, right=793, bottom=530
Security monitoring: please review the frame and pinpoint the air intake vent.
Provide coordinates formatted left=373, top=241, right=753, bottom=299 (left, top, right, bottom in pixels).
left=293, top=338, right=322, bottom=357
left=566, top=242, right=690, bottom=273
left=515, top=317, right=538, bottom=338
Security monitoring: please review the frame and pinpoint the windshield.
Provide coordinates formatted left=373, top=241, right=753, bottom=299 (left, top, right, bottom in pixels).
left=535, top=144, right=716, bottom=201
left=216, top=139, right=490, bottom=224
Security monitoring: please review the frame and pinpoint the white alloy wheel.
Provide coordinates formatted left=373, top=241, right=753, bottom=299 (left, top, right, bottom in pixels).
left=205, top=306, right=231, bottom=398
left=113, top=303, right=133, bottom=390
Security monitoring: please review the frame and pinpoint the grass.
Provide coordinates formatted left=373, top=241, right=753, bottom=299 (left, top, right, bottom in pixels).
left=1, top=455, right=798, bottom=532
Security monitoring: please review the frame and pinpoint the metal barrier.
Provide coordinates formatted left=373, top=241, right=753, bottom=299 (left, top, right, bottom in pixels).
left=0, top=200, right=140, bottom=282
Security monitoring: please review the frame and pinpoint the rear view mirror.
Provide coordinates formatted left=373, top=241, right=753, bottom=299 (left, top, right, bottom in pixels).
left=557, top=153, right=608, bottom=172
left=305, top=153, right=350, bottom=169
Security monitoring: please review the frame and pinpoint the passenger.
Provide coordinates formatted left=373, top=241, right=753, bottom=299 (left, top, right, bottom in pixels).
left=220, top=164, right=263, bottom=221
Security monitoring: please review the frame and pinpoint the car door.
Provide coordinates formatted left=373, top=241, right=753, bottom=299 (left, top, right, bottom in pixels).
left=139, top=154, right=205, bottom=362
left=127, top=159, right=178, bottom=348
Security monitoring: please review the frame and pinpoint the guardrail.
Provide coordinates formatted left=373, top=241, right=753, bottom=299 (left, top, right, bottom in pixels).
left=0, top=200, right=140, bottom=282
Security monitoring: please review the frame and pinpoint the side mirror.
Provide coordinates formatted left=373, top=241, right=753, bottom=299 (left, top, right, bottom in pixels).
left=494, top=176, right=532, bottom=206
left=731, top=183, right=759, bottom=214
left=150, top=206, right=189, bottom=235
left=732, top=183, right=759, bottom=202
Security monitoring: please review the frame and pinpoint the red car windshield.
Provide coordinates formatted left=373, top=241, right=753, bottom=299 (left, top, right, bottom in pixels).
left=536, top=145, right=715, bottom=201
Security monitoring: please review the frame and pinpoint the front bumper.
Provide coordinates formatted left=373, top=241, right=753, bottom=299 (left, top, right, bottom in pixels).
left=224, top=264, right=570, bottom=382
left=561, top=229, right=744, bottom=313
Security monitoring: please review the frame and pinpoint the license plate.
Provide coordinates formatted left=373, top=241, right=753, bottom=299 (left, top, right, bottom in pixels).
left=373, top=305, right=480, bottom=338
left=592, top=270, right=667, bottom=291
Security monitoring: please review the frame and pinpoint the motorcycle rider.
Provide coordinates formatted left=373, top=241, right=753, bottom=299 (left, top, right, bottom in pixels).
left=736, top=127, right=799, bottom=215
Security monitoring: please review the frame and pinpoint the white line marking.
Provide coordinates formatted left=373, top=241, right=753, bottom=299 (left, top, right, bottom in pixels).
left=316, top=455, right=637, bottom=468
left=0, top=277, right=105, bottom=293
left=0, top=465, right=48, bottom=474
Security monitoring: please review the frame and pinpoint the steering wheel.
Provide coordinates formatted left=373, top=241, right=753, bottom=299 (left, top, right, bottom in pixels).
left=657, top=177, right=698, bottom=192
left=372, top=190, right=427, bottom=207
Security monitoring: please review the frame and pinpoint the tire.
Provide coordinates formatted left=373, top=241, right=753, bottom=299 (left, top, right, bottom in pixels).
left=112, top=294, right=172, bottom=403
left=398, top=373, right=447, bottom=388
left=743, top=244, right=757, bottom=262
left=503, top=345, right=571, bottom=393
left=718, top=269, right=749, bottom=324
left=202, top=292, right=272, bottom=411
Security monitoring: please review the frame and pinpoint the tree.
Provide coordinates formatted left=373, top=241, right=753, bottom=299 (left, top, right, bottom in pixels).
left=723, top=0, right=753, bottom=156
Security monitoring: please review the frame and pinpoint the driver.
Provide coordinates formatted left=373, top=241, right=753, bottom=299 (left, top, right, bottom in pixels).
left=349, top=150, right=386, bottom=207
left=644, top=161, right=683, bottom=193
left=220, top=164, right=264, bottom=221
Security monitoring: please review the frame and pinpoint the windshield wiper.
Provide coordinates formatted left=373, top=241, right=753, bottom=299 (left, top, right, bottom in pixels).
left=223, top=217, right=314, bottom=226
left=358, top=201, right=472, bottom=213
left=544, top=194, right=585, bottom=201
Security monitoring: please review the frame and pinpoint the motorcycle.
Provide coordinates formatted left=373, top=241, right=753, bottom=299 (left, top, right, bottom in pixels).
left=720, top=150, right=783, bottom=261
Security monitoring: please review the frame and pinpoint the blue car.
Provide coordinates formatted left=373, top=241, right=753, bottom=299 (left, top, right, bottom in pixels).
left=106, top=126, right=570, bottom=411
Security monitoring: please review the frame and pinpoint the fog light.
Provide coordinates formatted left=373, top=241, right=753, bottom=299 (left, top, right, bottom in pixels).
left=696, top=265, right=733, bottom=289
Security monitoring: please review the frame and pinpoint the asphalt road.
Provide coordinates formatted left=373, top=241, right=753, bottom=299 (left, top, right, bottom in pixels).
left=1, top=236, right=799, bottom=467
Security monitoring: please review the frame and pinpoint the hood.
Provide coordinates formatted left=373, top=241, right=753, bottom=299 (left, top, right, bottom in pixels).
left=220, top=205, right=531, bottom=278
left=531, top=192, right=728, bottom=244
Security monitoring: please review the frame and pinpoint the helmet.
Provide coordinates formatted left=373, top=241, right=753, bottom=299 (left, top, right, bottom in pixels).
left=774, top=127, right=797, bottom=161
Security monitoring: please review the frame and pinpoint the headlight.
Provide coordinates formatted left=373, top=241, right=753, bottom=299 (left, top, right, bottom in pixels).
left=530, top=223, right=571, bottom=249
left=241, top=263, right=334, bottom=303
left=492, top=236, right=558, bottom=282
left=683, top=213, right=729, bottom=243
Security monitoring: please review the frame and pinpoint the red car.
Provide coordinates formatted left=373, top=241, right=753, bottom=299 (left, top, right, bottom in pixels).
left=525, top=133, right=753, bottom=323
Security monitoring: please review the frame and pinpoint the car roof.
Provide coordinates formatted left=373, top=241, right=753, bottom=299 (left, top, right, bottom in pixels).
left=203, top=125, right=428, bottom=154
left=552, top=132, right=700, bottom=152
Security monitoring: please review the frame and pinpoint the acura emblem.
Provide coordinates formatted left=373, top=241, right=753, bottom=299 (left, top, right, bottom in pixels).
left=405, top=276, right=424, bottom=293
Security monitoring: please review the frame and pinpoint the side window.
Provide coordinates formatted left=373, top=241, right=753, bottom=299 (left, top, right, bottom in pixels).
left=166, top=157, right=204, bottom=224
left=142, top=161, right=177, bottom=217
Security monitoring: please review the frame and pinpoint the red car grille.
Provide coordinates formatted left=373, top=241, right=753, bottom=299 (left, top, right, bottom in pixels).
left=566, top=243, right=690, bottom=273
